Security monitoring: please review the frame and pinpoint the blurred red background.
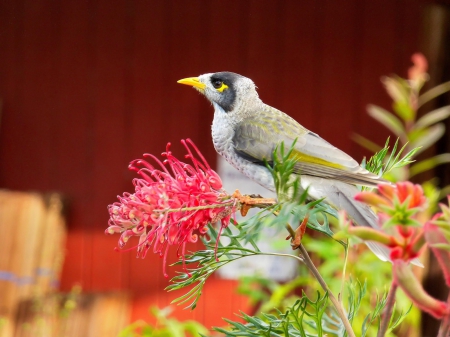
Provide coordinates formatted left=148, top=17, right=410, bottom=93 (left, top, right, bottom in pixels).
left=0, top=0, right=446, bottom=329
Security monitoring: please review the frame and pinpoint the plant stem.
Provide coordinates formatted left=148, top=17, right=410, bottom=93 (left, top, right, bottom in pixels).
left=437, top=291, right=450, bottom=337
left=340, top=242, right=349, bottom=304
left=297, top=243, right=356, bottom=337
left=377, top=282, right=398, bottom=337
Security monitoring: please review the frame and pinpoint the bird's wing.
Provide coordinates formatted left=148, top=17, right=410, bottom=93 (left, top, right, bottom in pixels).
left=232, top=107, right=387, bottom=187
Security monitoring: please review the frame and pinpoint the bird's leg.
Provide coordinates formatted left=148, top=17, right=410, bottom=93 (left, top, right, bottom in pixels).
left=286, top=215, right=309, bottom=249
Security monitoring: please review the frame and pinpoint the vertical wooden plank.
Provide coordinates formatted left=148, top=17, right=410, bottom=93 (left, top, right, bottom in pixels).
left=314, top=0, right=360, bottom=154
left=56, top=0, right=93, bottom=291
left=356, top=1, right=397, bottom=160
left=164, top=0, right=207, bottom=154
left=14, top=0, right=61, bottom=191
left=0, top=0, right=24, bottom=189
left=277, top=0, right=318, bottom=130
left=89, top=0, right=128, bottom=291
left=127, top=0, right=169, bottom=161
left=245, top=1, right=285, bottom=108
left=395, top=0, right=426, bottom=75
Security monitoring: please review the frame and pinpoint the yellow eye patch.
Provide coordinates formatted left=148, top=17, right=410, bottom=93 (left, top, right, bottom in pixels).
left=216, top=83, right=229, bottom=92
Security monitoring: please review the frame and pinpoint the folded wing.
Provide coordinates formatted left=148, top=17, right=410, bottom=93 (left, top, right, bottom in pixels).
left=232, top=106, right=388, bottom=187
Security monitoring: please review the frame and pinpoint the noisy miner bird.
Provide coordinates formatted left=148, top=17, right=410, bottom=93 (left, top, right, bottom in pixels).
left=177, top=71, right=393, bottom=262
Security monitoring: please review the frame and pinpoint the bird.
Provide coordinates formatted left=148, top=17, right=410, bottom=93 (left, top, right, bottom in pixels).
left=177, top=71, right=392, bottom=262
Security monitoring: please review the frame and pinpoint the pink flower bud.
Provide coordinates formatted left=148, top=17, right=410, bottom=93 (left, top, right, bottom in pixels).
left=354, top=192, right=389, bottom=208
left=393, top=260, right=448, bottom=319
left=408, top=53, right=428, bottom=81
left=424, top=215, right=450, bottom=286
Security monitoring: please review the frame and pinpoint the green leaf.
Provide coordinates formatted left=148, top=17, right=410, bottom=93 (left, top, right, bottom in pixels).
left=367, top=105, right=405, bottom=137
left=214, top=292, right=331, bottom=337
left=409, top=123, right=445, bottom=154
left=387, top=304, right=413, bottom=333
left=382, top=76, right=409, bottom=104
left=352, top=134, right=383, bottom=153
left=409, top=153, right=450, bottom=177
left=429, top=243, right=450, bottom=251
left=418, top=81, right=450, bottom=107
left=362, top=137, right=420, bottom=185
left=393, top=100, right=415, bottom=122
left=414, top=105, right=450, bottom=130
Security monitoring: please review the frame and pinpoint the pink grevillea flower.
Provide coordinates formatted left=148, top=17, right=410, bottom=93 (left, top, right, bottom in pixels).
left=355, top=181, right=426, bottom=229
left=107, top=139, right=237, bottom=277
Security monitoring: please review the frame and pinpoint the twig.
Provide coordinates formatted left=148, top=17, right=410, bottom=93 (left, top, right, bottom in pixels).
left=437, top=291, right=450, bottom=337
left=378, top=282, right=398, bottom=337
left=153, top=190, right=277, bottom=215
left=297, top=243, right=356, bottom=337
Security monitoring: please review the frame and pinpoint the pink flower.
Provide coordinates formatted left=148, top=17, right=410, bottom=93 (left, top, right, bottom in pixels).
left=356, top=182, right=426, bottom=210
left=408, top=53, right=428, bottom=82
left=393, top=260, right=448, bottom=319
left=355, top=182, right=426, bottom=229
left=349, top=182, right=429, bottom=262
left=424, top=199, right=450, bottom=286
left=107, top=139, right=237, bottom=276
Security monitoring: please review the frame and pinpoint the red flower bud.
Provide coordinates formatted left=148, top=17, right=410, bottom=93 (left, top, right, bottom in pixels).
left=393, top=260, right=448, bottom=319
left=424, top=214, right=450, bottom=286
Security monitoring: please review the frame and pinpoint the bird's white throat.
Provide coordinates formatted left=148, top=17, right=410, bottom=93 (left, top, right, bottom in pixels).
left=211, top=102, right=234, bottom=156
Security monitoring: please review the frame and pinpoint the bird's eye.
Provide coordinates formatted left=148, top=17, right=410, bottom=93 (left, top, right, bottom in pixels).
left=212, top=79, right=223, bottom=89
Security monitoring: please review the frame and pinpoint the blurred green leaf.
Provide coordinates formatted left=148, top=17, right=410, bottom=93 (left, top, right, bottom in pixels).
left=414, top=105, right=450, bottom=130
left=352, top=133, right=382, bottom=153
left=430, top=243, right=450, bottom=251
left=439, top=185, right=450, bottom=200
left=393, top=100, right=415, bottom=122
left=118, top=307, right=209, bottom=337
left=418, top=81, right=450, bottom=107
left=367, top=105, right=405, bottom=137
left=409, top=153, right=450, bottom=177
left=382, top=76, right=409, bottom=104
left=407, top=128, right=427, bottom=143
left=409, top=123, right=445, bottom=154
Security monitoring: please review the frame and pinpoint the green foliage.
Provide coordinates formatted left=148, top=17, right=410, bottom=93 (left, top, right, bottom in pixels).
left=361, top=137, right=419, bottom=190
left=214, top=291, right=332, bottom=337
left=355, top=74, right=450, bottom=184
left=118, top=306, right=209, bottom=337
left=214, top=280, right=408, bottom=337
left=166, top=224, right=262, bottom=310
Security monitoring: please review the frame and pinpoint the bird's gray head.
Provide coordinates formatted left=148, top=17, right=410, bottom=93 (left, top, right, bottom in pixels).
left=177, top=72, right=259, bottom=114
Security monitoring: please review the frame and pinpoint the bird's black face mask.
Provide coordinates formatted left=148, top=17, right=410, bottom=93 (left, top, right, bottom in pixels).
left=207, top=72, right=241, bottom=113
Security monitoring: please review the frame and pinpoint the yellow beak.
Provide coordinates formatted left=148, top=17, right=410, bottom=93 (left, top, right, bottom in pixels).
left=177, top=77, right=206, bottom=90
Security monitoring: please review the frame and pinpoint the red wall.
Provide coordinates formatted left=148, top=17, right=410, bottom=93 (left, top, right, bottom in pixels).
left=0, top=0, right=431, bottom=328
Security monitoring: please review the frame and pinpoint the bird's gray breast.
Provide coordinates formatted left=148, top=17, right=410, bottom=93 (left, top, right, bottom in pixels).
left=211, top=104, right=275, bottom=191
